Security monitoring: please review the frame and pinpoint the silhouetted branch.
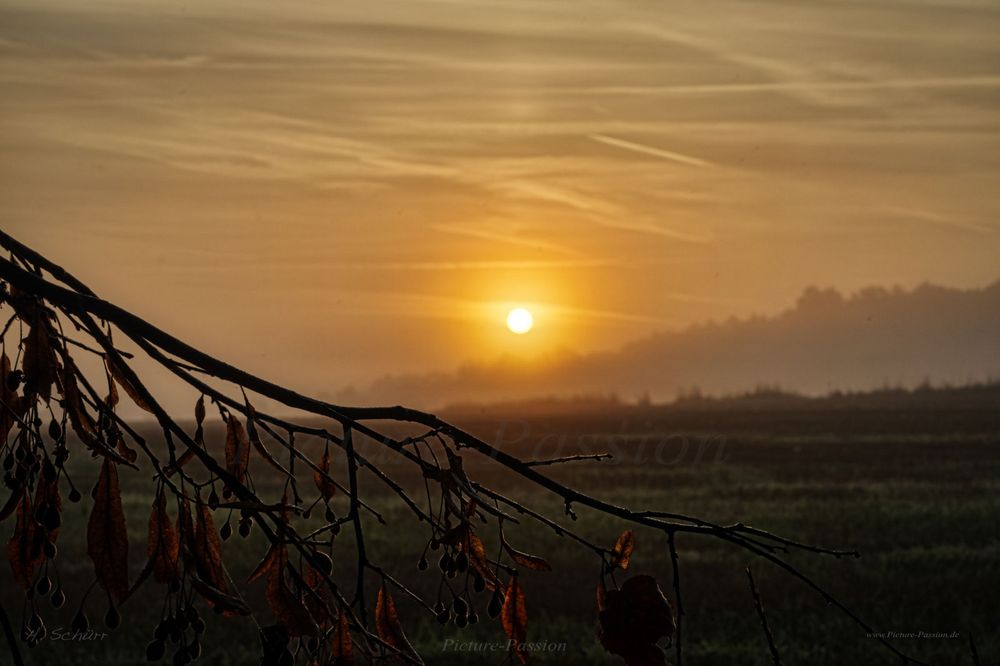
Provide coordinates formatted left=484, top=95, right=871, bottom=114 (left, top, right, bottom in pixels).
left=747, top=566, right=781, bottom=666
left=0, top=228, right=939, bottom=666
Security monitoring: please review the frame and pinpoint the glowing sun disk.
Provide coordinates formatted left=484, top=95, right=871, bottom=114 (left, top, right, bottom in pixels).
left=506, top=308, right=534, bottom=334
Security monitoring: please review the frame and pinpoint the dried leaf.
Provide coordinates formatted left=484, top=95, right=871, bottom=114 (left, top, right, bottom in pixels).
left=105, top=357, right=153, bottom=414
left=330, top=611, right=354, bottom=665
left=189, top=576, right=252, bottom=616
left=264, top=546, right=317, bottom=637
left=503, top=542, right=552, bottom=572
left=609, top=529, right=636, bottom=572
left=314, top=446, right=337, bottom=500
left=6, top=491, right=38, bottom=588
left=60, top=358, right=97, bottom=446
left=1, top=352, right=25, bottom=440
left=464, top=530, right=499, bottom=588
left=22, top=320, right=55, bottom=402
left=244, top=399, right=286, bottom=475
left=598, top=575, right=674, bottom=666
left=247, top=544, right=282, bottom=585
left=375, top=582, right=421, bottom=664
left=147, top=487, right=179, bottom=584
left=224, top=413, right=250, bottom=487
left=501, top=576, right=529, bottom=665
left=193, top=502, right=227, bottom=592
left=87, top=458, right=130, bottom=602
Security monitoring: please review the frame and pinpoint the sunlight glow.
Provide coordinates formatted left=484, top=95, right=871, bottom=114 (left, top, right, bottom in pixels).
left=506, top=307, right=534, bottom=334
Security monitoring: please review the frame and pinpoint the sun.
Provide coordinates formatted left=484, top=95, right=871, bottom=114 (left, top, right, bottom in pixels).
left=506, top=307, right=534, bottom=334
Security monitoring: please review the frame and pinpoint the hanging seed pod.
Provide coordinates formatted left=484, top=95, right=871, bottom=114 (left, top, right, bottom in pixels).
left=172, top=646, right=190, bottom=666
left=71, top=609, right=89, bottom=633
left=455, top=613, right=468, bottom=628
left=48, top=419, right=61, bottom=440
left=417, top=557, right=428, bottom=571
left=468, top=610, right=479, bottom=625
left=473, top=572, right=486, bottom=593
left=324, top=506, right=336, bottom=523
left=68, top=487, right=82, bottom=503
left=487, top=590, right=503, bottom=618
left=154, top=620, right=169, bottom=642
left=208, top=488, right=219, bottom=509
left=146, top=639, right=166, bottom=662
left=191, top=616, right=206, bottom=635
left=455, top=550, right=469, bottom=573
left=50, top=586, right=66, bottom=609
left=106, top=604, right=122, bottom=630
left=436, top=608, right=451, bottom=625
left=220, top=520, right=232, bottom=541
left=438, top=552, right=451, bottom=572
left=5, top=369, right=22, bottom=391
left=43, top=538, right=57, bottom=559
left=187, top=638, right=202, bottom=660
left=453, top=597, right=468, bottom=616
left=238, top=518, right=252, bottom=538
left=36, top=575, right=51, bottom=596
left=312, top=551, right=333, bottom=576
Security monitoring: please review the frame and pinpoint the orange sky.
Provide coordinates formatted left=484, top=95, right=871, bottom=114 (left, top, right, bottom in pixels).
left=2, top=0, right=999, bottom=400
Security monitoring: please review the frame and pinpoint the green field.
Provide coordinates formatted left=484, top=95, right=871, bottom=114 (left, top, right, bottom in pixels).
left=3, top=388, right=999, bottom=665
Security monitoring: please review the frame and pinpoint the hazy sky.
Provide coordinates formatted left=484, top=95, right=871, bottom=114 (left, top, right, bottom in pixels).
left=2, top=0, right=999, bottom=397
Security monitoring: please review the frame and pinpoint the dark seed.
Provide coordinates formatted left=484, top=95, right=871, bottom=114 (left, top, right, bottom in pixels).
left=71, top=609, right=89, bottom=632
left=48, top=419, right=62, bottom=440
left=50, top=586, right=66, bottom=609
left=68, top=488, right=82, bottom=503
left=487, top=591, right=503, bottom=618
left=453, top=597, right=468, bottom=615
left=106, top=605, right=121, bottom=630
left=417, top=557, right=428, bottom=571
left=455, top=613, right=468, bottom=628
left=455, top=551, right=469, bottom=573
left=146, top=639, right=166, bottom=661
left=36, top=576, right=51, bottom=596
left=220, top=521, right=232, bottom=541
left=436, top=609, right=451, bottom=625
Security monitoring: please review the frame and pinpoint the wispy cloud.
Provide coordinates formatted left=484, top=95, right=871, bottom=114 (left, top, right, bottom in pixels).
left=883, top=206, right=994, bottom=234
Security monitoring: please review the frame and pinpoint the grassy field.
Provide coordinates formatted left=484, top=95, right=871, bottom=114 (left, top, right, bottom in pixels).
left=3, top=388, right=999, bottom=665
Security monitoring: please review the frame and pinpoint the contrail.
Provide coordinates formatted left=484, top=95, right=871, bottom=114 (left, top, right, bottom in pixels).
left=589, top=134, right=713, bottom=168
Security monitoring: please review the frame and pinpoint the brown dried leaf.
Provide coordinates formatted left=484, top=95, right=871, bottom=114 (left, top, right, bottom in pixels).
left=598, top=575, right=674, bottom=666
left=60, top=358, right=97, bottom=446
left=148, top=487, right=179, bottom=584
left=609, top=529, right=636, bottom=572
left=503, top=542, right=552, bottom=572
left=87, top=458, right=130, bottom=602
left=314, top=446, right=337, bottom=500
left=464, top=530, right=499, bottom=588
left=194, top=502, right=227, bottom=592
left=22, top=320, right=55, bottom=402
left=224, top=413, right=250, bottom=486
left=105, top=357, right=153, bottom=414
left=1, top=352, right=25, bottom=440
left=375, top=582, right=421, bottom=664
left=247, top=544, right=282, bottom=585
left=264, top=546, right=318, bottom=637
left=501, top=575, right=529, bottom=665
left=189, top=576, right=252, bottom=616
left=5, top=491, right=38, bottom=588
left=330, top=611, right=354, bottom=665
